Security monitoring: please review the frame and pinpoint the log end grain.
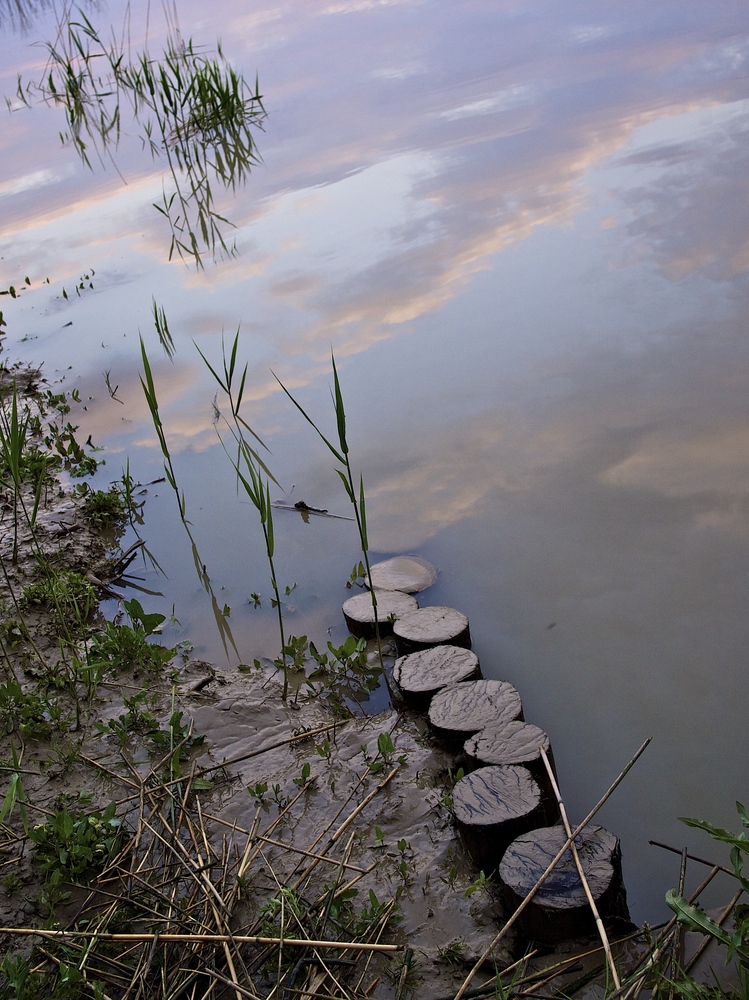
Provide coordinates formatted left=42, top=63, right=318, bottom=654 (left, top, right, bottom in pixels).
left=393, top=605, right=471, bottom=654
left=368, top=555, right=437, bottom=594
left=342, top=589, right=418, bottom=638
left=464, top=720, right=557, bottom=795
left=498, top=825, right=631, bottom=942
left=391, top=645, right=481, bottom=710
left=428, top=679, right=524, bottom=745
left=452, top=765, right=559, bottom=873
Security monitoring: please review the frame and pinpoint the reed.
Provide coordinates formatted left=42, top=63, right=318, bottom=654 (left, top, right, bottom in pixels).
left=15, top=6, right=265, bottom=266
left=274, top=354, right=386, bottom=678
left=197, top=331, right=290, bottom=695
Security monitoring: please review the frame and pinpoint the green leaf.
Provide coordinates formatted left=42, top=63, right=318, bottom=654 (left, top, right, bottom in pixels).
left=665, top=890, right=734, bottom=948
left=331, top=353, right=348, bottom=455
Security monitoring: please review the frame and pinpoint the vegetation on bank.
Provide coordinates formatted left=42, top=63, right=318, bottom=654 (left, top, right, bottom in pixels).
left=0, top=348, right=747, bottom=1000
left=1, top=5, right=746, bottom=997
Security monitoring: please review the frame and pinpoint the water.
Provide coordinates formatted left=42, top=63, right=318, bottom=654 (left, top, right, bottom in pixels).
left=2, top=0, right=749, bottom=924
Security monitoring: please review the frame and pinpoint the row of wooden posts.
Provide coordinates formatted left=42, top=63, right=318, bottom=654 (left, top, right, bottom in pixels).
left=342, top=556, right=631, bottom=944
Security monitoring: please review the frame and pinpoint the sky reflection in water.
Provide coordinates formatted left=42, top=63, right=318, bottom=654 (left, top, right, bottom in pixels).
left=2, top=0, right=749, bottom=921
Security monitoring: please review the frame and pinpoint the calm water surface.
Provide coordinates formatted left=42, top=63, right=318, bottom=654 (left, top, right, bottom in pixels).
left=2, top=0, right=749, bottom=922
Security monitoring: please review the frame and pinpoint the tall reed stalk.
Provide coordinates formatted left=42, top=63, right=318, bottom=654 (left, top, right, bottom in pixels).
left=197, top=332, right=290, bottom=696
left=139, top=337, right=186, bottom=520
left=138, top=334, right=240, bottom=660
left=275, top=354, right=385, bottom=676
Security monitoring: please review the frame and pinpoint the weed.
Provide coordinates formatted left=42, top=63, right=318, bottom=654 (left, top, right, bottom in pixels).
left=667, top=802, right=749, bottom=974
left=292, top=761, right=311, bottom=787
left=81, top=487, right=128, bottom=528
left=0, top=678, right=51, bottom=737
left=441, top=863, right=459, bottom=890
left=94, top=689, right=159, bottom=743
left=86, top=598, right=174, bottom=674
left=437, top=937, right=466, bottom=965
left=276, top=353, right=392, bottom=703
left=347, top=559, right=367, bottom=589
left=22, top=569, right=97, bottom=630
left=148, top=708, right=205, bottom=760
left=29, top=801, right=120, bottom=887
left=247, top=780, right=268, bottom=803
left=465, top=869, right=493, bottom=897
left=0, top=618, right=29, bottom=647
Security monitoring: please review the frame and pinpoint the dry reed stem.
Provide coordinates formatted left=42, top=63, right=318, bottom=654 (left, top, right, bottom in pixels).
left=454, top=737, right=651, bottom=1000
left=610, top=865, right=723, bottom=1000
left=256, top=833, right=370, bottom=873
left=539, top=746, right=621, bottom=989
left=0, top=927, right=403, bottom=951
left=293, top=765, right=399, bottom=890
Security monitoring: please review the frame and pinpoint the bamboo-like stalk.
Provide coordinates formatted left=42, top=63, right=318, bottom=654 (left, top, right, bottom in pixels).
left=539, top=747, right=621, bottom=989
left=454, top=737, right=651, bottom=1000
left=0, top=928, right=404, bottom=952
left=292, top=766, right=399, bottom=890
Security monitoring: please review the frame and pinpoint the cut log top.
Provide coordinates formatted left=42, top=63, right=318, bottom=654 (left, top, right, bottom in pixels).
left=367, top=555, right=437, bottom=594
left=452, top=765, right=541, bottom=827
left=428, top=679, right=523, bottom=740
left=393, top=645, right=480, bottom=694
left=499, top=825, right=620, bottom=910
left=393, top=606, right=470, bottom=652
left=341, top=590, right=418, bottom=638
left=464, top=720, right=550, bottom=767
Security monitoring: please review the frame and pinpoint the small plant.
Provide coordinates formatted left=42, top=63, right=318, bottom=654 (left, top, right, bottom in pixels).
left=465, top=869, right=493, bottom=897
left=29, top=802, right=120, bottom=886
left=22, top=569, right=97, bottom=630
left=94, top=689, right=159, bottom=743
left=441, top=863, right=459, bottom=890
left=437, top=938, right=466, bottom=966
left=148, top=709, right=205, bottom=760
left=247, top=780, right=268, bottom=803
left=82, top=487, right=128, bottom=528
left=86, top=598, right=174, bottom=673
left=292, top=761, right=311, bottom=787
left=0, top=679, right=50, bottom=736
left=346, top=560, right=366, bottom=589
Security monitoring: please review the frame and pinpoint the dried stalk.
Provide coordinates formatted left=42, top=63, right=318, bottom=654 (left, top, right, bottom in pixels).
left=454, top=737, right=651, bottom=1000
left=539, top=746, right=621, bottom=989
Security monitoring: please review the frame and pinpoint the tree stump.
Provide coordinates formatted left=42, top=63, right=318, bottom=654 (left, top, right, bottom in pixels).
left=368, top=555, right=437, bottom=594
left=393, top=606, right=470, bottom=654
left=391, top=646, right=481, bottom=710
left=342, top=590, right=418, bottom=639
left=428, top=679, right=523, bottom=745
left=452, top=765, right=559, bottom=873
left=464, top=721, right=557, bottom=797
left=498, top=825, right=631, bottom=942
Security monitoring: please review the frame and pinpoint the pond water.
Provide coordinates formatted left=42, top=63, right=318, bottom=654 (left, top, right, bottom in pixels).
left=2, top=0, right=749, bottom=925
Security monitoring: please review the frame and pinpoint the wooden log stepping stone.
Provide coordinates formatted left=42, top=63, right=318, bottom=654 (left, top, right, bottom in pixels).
left=452, top=765, right=559, bottom=873
left=391, top=646, right=481, bottom=710
left=498, top=825, right=631, bottom=943
left=342, top=589, right=418, bottom=638
left=368, top=555, right=437, bottom=594
left=464, top=720, right=557, bottom=796
left=428, top=679, right=523, bottom=745
left=393, top=606, right=470, bottom=654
